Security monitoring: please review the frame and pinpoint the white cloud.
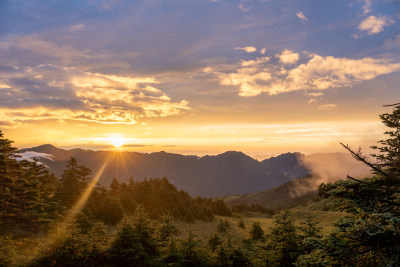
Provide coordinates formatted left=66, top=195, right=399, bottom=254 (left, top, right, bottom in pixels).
left=276, top=49, right=299, bottom=64
left=318, top=104, right=337, bottom=110
left=235, top=46, right=257, bottom=53
left=69, top=24, right=85, bottom=32
left=211, top=51, right=400, bottom=97
left=16, top=151, right=55, bottom=166
left=358, top=15, right=393, bottom=35
left=296, top=12, right=309, bottom=22
left=260, top=48, right=267, bottom=54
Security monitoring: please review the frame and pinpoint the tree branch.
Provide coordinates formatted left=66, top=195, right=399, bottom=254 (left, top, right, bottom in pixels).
left=340, top=143, right=397, bottom=181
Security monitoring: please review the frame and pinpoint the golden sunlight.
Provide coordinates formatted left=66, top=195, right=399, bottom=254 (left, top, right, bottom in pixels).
left=109, top=136, right=125, bottom=148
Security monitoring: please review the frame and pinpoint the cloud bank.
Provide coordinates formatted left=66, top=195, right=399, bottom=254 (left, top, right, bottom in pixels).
left=212, top=50, right=400, bottom=96
left=0, top=64, right=189, bottom=127
left=0, top=34, right=190, bottom=128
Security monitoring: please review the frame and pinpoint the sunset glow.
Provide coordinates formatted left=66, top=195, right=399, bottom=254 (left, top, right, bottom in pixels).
left=109, top=136, right=125, bottom=148
left=0, top=0, right=399, bottom=157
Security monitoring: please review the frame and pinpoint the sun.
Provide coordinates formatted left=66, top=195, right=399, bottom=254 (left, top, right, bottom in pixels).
left=109, top=136, right=125, bottom=148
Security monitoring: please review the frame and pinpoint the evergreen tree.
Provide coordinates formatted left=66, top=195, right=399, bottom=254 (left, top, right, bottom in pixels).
left=250, top=221, right=264, bottom=241
left=266, top=210, right=300, bottom=266
left=156, top=215, right=180, bottom=265
left=156, top=214, right=179, bottom=243
left=107, top=205, right=159, bottom=266
left=109, top=177, right=120, bottom=197
left=56, top=157, right=92, bottom=209
left=217, top=219, right=231, bottom=234
left=178, top=230, right=208, bottom=267
left=0, top=131, right=57, bottom=232
left=318, top=104, right=400, bottom=266
left=0, top=131, right=21, bottom=230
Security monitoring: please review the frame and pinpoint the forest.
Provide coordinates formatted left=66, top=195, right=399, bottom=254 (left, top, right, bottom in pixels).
left=1, top=104, right=400, bottom=266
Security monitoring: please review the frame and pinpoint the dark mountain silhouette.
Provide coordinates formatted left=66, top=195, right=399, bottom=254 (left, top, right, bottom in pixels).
left=18, top=145, right=310, bottom=197
left=222, top=175, right=321, bottom=209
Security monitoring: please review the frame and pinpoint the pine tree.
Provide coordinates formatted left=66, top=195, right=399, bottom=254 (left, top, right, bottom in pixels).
left=56, top=157, right=92, bottom=209
left=266, top=210, right=300, bottom=266
left=250, top=221, right=264, bottom=241
left=178, top=230, right=208, bottom=267
left=156, top=214, right=179, bottom=243
left=0, top=130, right=21, bottom=230
left=319, top=104, right=400, bottom=265
left=107, top=205, right=159, bottom=266
left=109, top=177, right=120, bottom=197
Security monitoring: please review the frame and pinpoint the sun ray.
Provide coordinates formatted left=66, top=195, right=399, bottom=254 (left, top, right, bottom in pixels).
left=29, top=157, right=110, bottom=264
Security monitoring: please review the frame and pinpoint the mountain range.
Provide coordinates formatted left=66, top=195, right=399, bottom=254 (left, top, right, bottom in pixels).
left=18, top=145, right=370, bottom=198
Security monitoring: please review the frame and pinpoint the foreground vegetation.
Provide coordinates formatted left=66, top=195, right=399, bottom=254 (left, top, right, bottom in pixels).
left=1, top=104, right=400, bottom=266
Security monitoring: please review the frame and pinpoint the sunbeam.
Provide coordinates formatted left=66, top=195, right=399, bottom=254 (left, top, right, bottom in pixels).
left=63, top=157, right=110, bottom=223
left=28, top=157, right=110, bottom=264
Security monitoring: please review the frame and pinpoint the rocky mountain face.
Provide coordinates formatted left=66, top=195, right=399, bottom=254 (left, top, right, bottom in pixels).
left=18, top=145, right=310, bottom=197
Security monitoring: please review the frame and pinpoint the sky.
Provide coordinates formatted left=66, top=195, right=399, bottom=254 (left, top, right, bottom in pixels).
left=1, top=0, right=400, bottom=159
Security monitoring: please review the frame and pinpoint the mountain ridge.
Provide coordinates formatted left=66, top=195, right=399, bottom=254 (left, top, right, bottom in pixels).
left=18, top=145, right=310, bottom=197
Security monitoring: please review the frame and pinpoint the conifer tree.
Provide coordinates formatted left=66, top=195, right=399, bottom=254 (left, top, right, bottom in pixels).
left=266, top=210, right=300, bottom=266
left=0, top=130, right=21, bottom=230
left=107, top=205, right=159, bottom=265
left=56, top=157, right=92, bottom=209
left=178, top=230, right=208, bottom=267
left=250, top=221, right=264, bottom=241
left=110, top=177, right=120, bottom=197
left=319, top=103, right=400, bottom=265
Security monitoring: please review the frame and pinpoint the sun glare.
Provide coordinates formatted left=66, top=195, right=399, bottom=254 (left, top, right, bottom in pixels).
left=109, top=136, right=125, bottom=148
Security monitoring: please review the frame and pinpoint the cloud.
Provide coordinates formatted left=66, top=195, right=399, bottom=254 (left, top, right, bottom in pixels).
left=235, top=46, right=257, bottom=53
left=69, top=24, right=85, bottom=32
left=238, top=3, right=251, bottom=12
left=16, top=151, right=55, bottom=166
left=296, top=12, right=309, bottom=22
left=260, top=48, right=267, bottom=54
left=276, top=49, right=299, bottom=64
left=318, top=104, right=337, bottom=110
left=361, top=0, right=372, bottom=15
left=0, top=64, right=190, bottom=127
left=358, top=15, right=393, bottom=35
left=211, top=50, right=400, bottom=96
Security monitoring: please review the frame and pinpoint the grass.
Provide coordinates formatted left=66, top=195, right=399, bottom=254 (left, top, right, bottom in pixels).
left=177, top=209, right=345, bottom=240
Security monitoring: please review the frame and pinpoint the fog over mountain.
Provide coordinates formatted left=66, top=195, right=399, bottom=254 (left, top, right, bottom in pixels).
left=18, top=145, right=371, bottom=198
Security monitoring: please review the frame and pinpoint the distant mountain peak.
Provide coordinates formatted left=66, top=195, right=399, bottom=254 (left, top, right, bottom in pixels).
left=35, top=144, right=57, bottom=149
left=18, top=144, right=64, bottom=154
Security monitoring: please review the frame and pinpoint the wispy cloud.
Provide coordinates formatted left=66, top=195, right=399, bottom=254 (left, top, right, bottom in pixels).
left=69, top=24, right=85, bottom=32
left=296, top=12, right=309, bottom=22
left=358, top=15, right=393, bottom=35
left=235, top=46, right=257, bottom=53
left=210, top=50, right=400, bottom=97
left=318, top=104, right=337, bottom=110
left=361, top=0, right=372, bottom=15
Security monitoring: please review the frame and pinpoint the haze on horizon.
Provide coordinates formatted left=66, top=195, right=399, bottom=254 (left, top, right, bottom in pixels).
left=1, top=0, right=399, bottom=159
